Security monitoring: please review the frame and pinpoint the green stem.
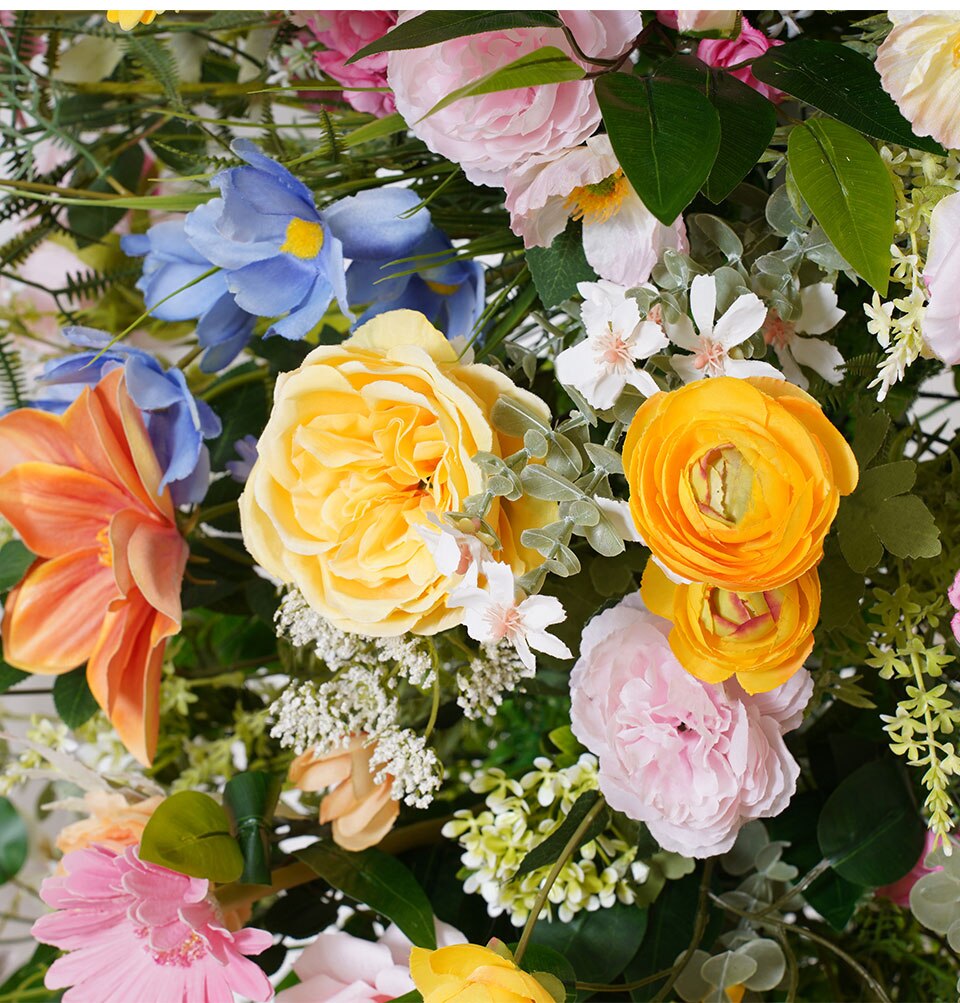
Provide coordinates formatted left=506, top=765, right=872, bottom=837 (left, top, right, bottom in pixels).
left=652, top=859, right=714, bottom=1002
left=200, top=366, right=269, bottom=403
left=423, top=645, right=441, bottom=740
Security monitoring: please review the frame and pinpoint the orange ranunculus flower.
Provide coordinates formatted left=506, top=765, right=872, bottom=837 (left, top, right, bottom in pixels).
left=240, top=309, right=556, bottom=636
left=623, top=377, right=858, bottom=591
left=0, top=369, right=188, bottom=765
left=410, top=943, right=560, bottom=1003
left=55, top=791, right=163, bottom=857
left=288, top=735, right=399, bottom=851
left=641, top=561, right=820, bottom=694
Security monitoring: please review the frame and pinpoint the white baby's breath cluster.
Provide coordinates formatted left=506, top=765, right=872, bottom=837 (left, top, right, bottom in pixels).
left=457, top=641, right=531, bottom=720
left=443, top=754, right=655, bottom=926
left=370, top=727, right=443, bottom=808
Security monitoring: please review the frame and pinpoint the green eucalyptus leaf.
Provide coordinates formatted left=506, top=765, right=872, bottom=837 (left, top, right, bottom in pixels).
left=521, top=465, right=582, bottom=502
left=492, top=396, right=551, bottom=438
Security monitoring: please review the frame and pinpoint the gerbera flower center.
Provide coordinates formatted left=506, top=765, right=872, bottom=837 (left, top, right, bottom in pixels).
left=763, top=309, right=795, bottom=349
left=280, top=216, right=324, bottom=259
left=690, top=445, right=755, bottom=526
left=692, top=337, right=727, bottom=376
left=139, top=927, right=207, bottom=967
left=565, top=170, right=629, bottom=225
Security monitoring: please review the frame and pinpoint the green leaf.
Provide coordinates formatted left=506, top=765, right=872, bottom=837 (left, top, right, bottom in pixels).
left=206, top=367, right=269, bottom=470
left=786, top=118, right=895, bottom=295
left=491, top=395, right=551, bottom=437
left=140, top=790, right=244, bottom=883
left=752, top=39, right=945, bottom=156
left=851, top=410, right=891, bottom=468
left=0, top=540, right=33, bottom=593
left=871, top=494, right=942, bottom=561
left=527, top=220, right=597, bottom=310
left=818, top=542, right=865, bottom=631
left=350, top=10, right=563, bottom=61
left=510, top=943, right=576, bottom=1001
left=818, top=758, right=926, bottom=887
left=68, top=145, right=146, bottom=247
left=0, top=661, right=29, bottom=694
left=0, top=942, right=59, bottom=998
left=223, top=771, right=282, bottom=886
left=53, top=666, right=99, bottom=729
left=520, top=465, right=582, bottom=502
left=0, top=796, right=27, bottom=884
left=422, top=46, right=584, bottom=121
left=656, top=54, right=776, bottom=204
left=596, top=74, right=721, bottom=225
left=388, top=993, right=423, bottom=1003
left=295, top=842, right=437, bottom=948
left=516, top=790, right=608, bottom=878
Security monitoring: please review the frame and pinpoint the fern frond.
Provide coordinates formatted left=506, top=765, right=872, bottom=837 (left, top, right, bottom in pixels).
left=60, top=266, right=141, bottom=302
left=0, top=332, right=28, bottom=410
left=123, top=33, right=182, bottom=110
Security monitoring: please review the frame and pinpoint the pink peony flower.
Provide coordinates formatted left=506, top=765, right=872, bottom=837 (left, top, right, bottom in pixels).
left=31, top=845, right=274, bottom=1002
left=276, top=920, right=465, bottom=1003
left=569, top=593, right=812, bottom=858
left=387, top=12, right=625, bottom=188
left=949, top=567, right=960, bottom=645
left=921, top=190, right=960, bottom=365
left=292, top=10, right=397, bottom=117
left=876, top=830, right=943, bottom=908
left=697, top=18, right=783, bottom=102
left=504, top=133, right=688, bottom=286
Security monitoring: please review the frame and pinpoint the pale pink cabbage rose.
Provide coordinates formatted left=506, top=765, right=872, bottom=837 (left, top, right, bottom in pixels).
left=31, top=845, right=274, bottom=1002
left=697, top=18, right=783, bottom=102
left=292, top=10, right=397, bottom=117
left=569, top=593, right=812, bottom=858
left=387, top=12, right=631, bottom=187
left=921, top=190, right=960, bottom=365
left=876, top=830, right=943, bottom=908
left=276, top=920, right=466, bottom=1003
left=657, top=10, right=742, bottom=35
left=504, top=133, right=688, bottom=286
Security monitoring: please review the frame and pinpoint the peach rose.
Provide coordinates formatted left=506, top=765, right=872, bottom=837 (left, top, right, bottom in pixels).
left=55, top=791, right=163, bottom=856
left=641, top=561, right=820, bottom=694
left=240, top=309, right=555, bottom=635
left=623, top=377, right=858, bottom=591
left=289, top=736, right=398, bottom=851
left=410, top=943, right=560, bottom=1003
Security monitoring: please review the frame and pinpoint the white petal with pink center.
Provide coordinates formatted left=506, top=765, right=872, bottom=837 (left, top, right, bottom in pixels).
left=763, top=282, right=845, bottom=389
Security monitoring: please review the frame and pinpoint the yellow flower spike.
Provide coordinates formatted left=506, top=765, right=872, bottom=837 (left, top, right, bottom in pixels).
left=106, top=10, right=165, bottom=31
left=410, top=944, right=561, bottom=1003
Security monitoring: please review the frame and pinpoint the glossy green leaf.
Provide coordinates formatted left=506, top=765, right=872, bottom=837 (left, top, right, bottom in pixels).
left=818, top=758, right=926, bottom=887
left=753, top=39, right=945, bottom=155
left=596, top=73, right=720, bottom=225
left=223, top=770, right=282, bottom=885
left=350, top=10, right=563, bottom=61
left=0, top=661, right=29, bottom=694
left=527, top=220, right=597, bottom=309
left=0, top=796, right=28, bottom=884
left=0, top=540, right=33, bottom=593
left=511, top=943, right=576, bottom=1002
left=516, top=790, right=608, bottom=878
left=786, top=118, right=895, bottom=295
left=53, top=666, right=99, bottom=729
left=140, top=791, right=244, bottom=883
left=422, top=46, right=584, bottom=120
left=295, top=842, right=437, bottom=949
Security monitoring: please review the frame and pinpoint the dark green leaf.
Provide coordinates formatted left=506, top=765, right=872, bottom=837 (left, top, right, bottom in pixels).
left=388, top=992, right=423, bottom=1003
left=871, top=494, right=942, bottom=561
left=53, top=667, right=99, bottom=729
left=296, top=842, right=437, bottom=948
left=753, top=39, right=945, bottom=156
left=140, top=790, right=244, bottom=883
left=68, top=145, right=146, bottom=247
left=511, top=943, right=576, bottom=1002
left=817, top=758, right=926, bottom=887
left=527, top=220, right=597, bottom=310
left=0, top=540, right=33, bottom=593
left=818, top=543, right=865, bottom=631
left=596, top=74, right=721, bottom=225
left=0, top=942, right=59, bottom=997
left=350, top=10, right=563, bottom=61
left=787, top=119, right=895, bottom=294
left=851, top=410, right=891, bottom=468
left=206, top=367, right=269, bottom=470
left=0, top=796, right=27, bottom=884
left=0, top=661, right=29, bottom=694
left=516, top=790, right=608, bottom=878
left=223, top=771, right=282, bottom=885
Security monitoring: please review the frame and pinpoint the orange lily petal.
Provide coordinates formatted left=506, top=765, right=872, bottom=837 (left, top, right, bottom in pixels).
left=1, top=552, right=117, bottom=673
left=126, top=521, right=188, bottom=624
left=0, top=462, right=129, bottom=559
left=0, top=408, right=89, bottom=478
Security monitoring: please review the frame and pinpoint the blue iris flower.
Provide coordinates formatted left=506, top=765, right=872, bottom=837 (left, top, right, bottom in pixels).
left=42, top=328, right=222, bottom=507
left=184, top=139, right=353, bottom=342
left=121, top=220, right=256, bottom=374
left=325, top=187, right=485, bottom=340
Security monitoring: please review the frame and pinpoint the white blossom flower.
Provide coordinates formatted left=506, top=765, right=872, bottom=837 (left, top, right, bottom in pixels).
left=865, top=292, right=896, bottom=348
left=448, top=560, right=571, bottom=671
left=415, top=513, right=489, bottom=589
left=555, top=280, right=667, bottom=407
left=668, top=274, right=783, bottom=383
left=762, top=282, right=845, bottom=389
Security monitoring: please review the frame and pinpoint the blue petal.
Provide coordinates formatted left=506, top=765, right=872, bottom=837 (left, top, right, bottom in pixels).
left=231, top=139, right=318, bottom=209
left=195, top=398, right=223, bottom=439
left=184, top=199, right=280, bottom=271
left=169, top=444, right=211, bottom=506
left=269, top=274, right=334, bottom=341
left=196, top=294, right=256, bottom=373
left=346, top=257, right=411, bottom=311
left=123, top=355, right=183, bottom=411
left=226, top=255, right=316, bottom=316
left=324, top=187, right=432, bottom=261
left=146, top=404, right=202, bottom=491
left=141, top=264, right=227, bottom=322
left=42, top=353, right=121, bottom=387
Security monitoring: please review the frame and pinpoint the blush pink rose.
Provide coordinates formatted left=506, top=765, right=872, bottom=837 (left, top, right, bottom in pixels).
left=697, top=18, right=783, bottom=102
left=292, top=10, right=397, bottom=117
left=569, top=593, right=812, bottom=858
left=388, top=12, right=628, bottom=187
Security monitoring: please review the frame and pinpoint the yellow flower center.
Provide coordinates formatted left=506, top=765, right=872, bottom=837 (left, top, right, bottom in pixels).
left=424, top=279, right=460, bottom=296
left=95, top=525, right=113, bottom=568
left=690, top=445, right=754, bottom=525
left=565, top=170, right=629, bottom=225
left=280, top=217, right=324, bottom=259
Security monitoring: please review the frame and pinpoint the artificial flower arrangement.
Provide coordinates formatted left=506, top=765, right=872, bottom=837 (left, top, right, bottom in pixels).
left=1, top=8, right=960, bottom=1002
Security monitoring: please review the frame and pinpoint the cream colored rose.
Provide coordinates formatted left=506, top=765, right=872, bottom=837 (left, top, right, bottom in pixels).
left=240, top=310, right=555, bottom=635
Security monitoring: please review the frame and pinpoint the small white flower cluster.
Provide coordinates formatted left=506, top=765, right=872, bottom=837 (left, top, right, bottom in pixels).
left=457, top=641, right=531, bottom=720
left=275, top=588, right=435, bottom=687
left=443, top=754, right=655, bottom=927
left=370, top=728, right=443, bottom=809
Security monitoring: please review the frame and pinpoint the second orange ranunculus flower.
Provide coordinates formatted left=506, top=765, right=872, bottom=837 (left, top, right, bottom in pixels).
left=624, top=376, right=858, bottom=591
left=0, top=369, right=187, bottom=765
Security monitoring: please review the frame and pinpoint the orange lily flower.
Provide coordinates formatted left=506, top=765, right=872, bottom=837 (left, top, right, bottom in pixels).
left=0, top=368, right=188, bottom=764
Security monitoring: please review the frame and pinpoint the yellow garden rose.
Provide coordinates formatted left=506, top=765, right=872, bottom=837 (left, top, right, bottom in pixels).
left=410, top=944, right=560, bottom=1003
left=240, top=310, right=555, bottom=635
left=623, top=377, right=858, bottom=591
left=641, top=561, right=820, bottom=694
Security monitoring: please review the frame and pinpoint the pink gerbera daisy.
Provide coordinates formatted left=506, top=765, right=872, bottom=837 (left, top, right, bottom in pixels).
left=31, top=845, right=274, bottom=1003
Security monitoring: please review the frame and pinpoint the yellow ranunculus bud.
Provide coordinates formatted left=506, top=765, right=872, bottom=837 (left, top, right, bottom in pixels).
left=106, top=10, right=164, bottom=31
left=240, top=310, right=556, bottom=636
left=641, top=561, right=820, bottom=694
left=410, top=944, right=560, bottom=1003
left=623, top=376, right=858, bottom=591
